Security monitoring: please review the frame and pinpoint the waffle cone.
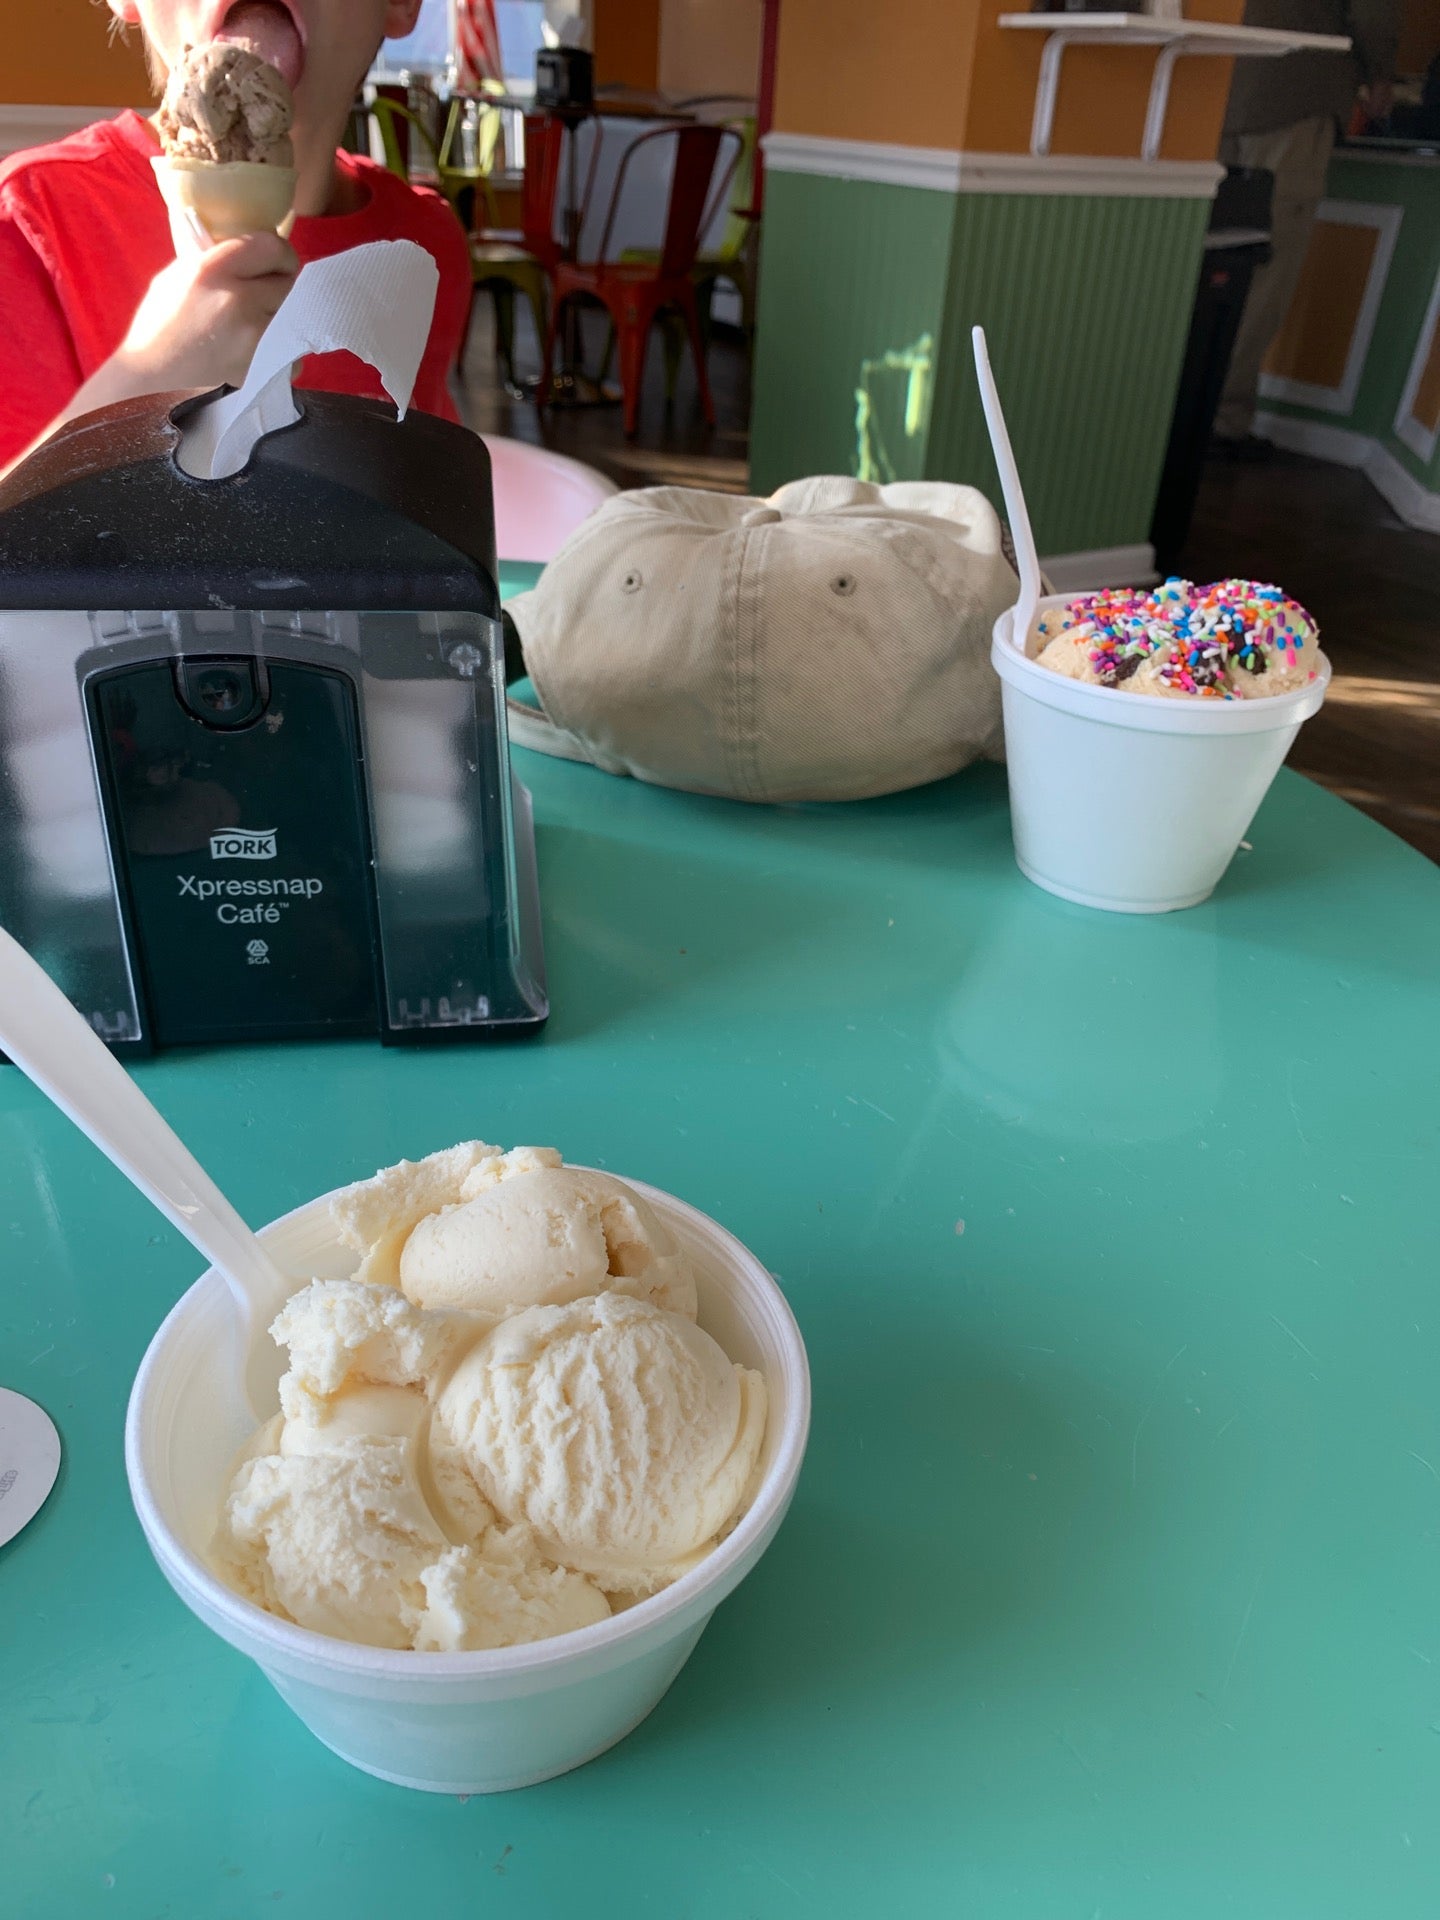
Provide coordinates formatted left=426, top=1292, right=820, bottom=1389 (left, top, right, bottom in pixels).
left=152, top=156, right=297, bottom=242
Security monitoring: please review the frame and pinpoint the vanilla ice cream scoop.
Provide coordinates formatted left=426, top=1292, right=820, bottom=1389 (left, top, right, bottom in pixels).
left=211, top=1277, right=613, bottom=1648
left=437, top=1293, right=768, bottom=1595
left=401, top=1166, right=606, bottom=1312
left=331, top=1140, right=502, bottom=1289
left=213, top=1148, right=767, bottom=1649
left=400, top=1161, right=698, bottom=1320
left=276, top=1376, right=498, bottom=1545
left=215, top=1437, right=449, bottom=1648
left=278, top=1380, right=428, bottom=1456
left=271, top=1277, right=483, bottom=1420
left=416, top=1535, right=611, bottom=1652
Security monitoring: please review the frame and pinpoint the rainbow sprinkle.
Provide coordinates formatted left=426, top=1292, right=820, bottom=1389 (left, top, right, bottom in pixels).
left=1044, top=578, right=1317, bottom=699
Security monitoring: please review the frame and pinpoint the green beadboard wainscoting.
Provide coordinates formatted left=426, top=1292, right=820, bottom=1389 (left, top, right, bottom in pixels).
left=749, top=170, right=956, bottom=486
left=927, top=194, right=1209, bottom=554
left=750, top=164, right=1212, bottom=562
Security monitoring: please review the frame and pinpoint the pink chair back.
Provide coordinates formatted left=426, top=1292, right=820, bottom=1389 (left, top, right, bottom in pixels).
left=482, top=437, right=617, bottom=564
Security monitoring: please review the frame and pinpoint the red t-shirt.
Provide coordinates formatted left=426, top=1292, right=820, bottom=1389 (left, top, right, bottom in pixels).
left=0, top=110, right=472, bottom=470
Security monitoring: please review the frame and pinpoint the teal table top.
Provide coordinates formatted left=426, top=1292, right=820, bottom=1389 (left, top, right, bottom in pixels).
left=6, top=623, right=1440, bottom=1914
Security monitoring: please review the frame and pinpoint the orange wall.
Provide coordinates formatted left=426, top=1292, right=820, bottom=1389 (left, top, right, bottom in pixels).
left=596, top=0, right=761, bottom=105
left=772, top=0, right=976, bottom=148
left=593, top=0, right=662, bottom=92
left=659, top=0, right=763, bottom=100
left=772, top=0, right=1245, bottom=163
left=6, top=0, right=151, bottom=106
left=964, top=0, right=1244, bottom=161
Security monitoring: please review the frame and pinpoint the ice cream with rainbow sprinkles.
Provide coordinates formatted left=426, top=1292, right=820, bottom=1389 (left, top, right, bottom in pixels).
left=1031, top=578, right=1320, bottom=701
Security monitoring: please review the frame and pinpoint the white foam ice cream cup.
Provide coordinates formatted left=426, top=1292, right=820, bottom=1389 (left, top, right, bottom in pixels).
left=125, top=1175, right=809, bottom=1794
left=991, top=593, right=1332, bottom=914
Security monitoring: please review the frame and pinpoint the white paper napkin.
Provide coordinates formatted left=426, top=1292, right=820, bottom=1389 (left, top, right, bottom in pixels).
left=176, top=238, right=439, bottom=481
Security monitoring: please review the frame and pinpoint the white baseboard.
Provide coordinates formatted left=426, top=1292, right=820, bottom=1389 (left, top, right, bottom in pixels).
left=1253, top=411, right=1370, bottom=466
left=1254, top=410, right=1440, bottom=533
left=1366, top=441, right=1440, bottom=533
left=1039, top=543, right=1159, bottom=591
left=0, top=104, right=127, bottom=161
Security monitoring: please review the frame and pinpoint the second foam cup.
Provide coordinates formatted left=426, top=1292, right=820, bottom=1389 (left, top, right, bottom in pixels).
left=991, top=593, right=1331, bottom=913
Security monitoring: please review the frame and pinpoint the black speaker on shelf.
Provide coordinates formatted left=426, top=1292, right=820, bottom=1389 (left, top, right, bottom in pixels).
left=535, top=47, right=594, bottom=116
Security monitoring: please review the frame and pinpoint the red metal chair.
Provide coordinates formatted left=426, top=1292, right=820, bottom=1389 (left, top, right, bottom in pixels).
left=539, top=122, right=742, bottom=437
left=517, top=111, right=569, bottom=268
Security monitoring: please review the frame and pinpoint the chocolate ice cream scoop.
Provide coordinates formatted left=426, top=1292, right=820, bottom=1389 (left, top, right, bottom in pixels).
left=158, top=42, right=294, bottom=169
left=153, top=42, right=297, bottom=242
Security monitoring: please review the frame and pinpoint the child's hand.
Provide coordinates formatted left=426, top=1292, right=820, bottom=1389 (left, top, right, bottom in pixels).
left=117, top=232, right=299, bottom=393
left=0, top=230, right=298, bottom=481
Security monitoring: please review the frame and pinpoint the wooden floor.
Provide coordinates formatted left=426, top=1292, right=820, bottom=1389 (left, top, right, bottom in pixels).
left=1178, top=452, right=1440, bottom=865
left=456, top=300, right=753, bottom=493
left=458, top=305, right=1440, bottom=865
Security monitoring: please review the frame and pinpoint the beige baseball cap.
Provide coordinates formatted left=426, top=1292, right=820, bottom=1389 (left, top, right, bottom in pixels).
left=504, top=476, right=1018, bottom=803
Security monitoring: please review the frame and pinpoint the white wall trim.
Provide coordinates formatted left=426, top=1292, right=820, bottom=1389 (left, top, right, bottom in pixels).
left=1334, top=145, right=1440, bottom=171
left=0, top=104, right=127, bottom=161
left=762, top=132, right=1221, bottom=199
left=1040, top=543, right=1159, bottom=591
left=1254, top=411, right=1440, bottom=533
left=762, top=133, right=962, bottom=193
left=1257, top=199, right=1402, bottom=417
left=1393, top=260, right=1440, bottom=466
left=1253, top=411, right=1370, bottom=464
left=956, top=150, right=1221, bottom=198
left=1252, top=411, right=1372, bottom=465
left=1363, top=441, right=1440, bottom=533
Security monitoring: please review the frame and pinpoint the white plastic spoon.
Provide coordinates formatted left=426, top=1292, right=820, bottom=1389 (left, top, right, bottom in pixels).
left=0, top=926, right=289, bottom=1419
left=972, top=324, right=1043, bottom=652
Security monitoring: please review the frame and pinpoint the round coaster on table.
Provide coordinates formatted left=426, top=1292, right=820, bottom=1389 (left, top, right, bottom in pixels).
left=0, top=1387, right=62, bottom=1548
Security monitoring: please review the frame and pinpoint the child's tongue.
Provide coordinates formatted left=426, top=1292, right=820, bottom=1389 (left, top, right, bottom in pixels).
left=216, top=1, right=304, bottom=89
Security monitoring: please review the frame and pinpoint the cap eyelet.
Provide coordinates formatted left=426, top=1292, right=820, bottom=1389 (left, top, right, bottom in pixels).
left=830, top=574, right=856, bottom=596
left=621, top=569, right=643, bottom=593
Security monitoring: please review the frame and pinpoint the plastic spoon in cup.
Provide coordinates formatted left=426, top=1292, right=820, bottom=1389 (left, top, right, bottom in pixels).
left=0, top=926, right=287, bottom=1420
left=972, top=324, right=1042, bottom=651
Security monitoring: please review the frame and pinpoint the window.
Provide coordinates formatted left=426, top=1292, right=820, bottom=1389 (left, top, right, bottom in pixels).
left=375, top=0, right=549, bottom=90
left=496, top=3, right=547, bottom=92
left=381, top=0, right=452, bottom=75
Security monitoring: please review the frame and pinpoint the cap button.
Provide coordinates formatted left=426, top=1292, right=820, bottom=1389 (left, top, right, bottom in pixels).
left=740, top=506, right=782, bottom=527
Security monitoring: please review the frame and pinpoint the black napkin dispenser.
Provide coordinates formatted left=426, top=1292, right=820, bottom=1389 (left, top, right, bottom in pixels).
left=0, top=389, right=546, bottom=1052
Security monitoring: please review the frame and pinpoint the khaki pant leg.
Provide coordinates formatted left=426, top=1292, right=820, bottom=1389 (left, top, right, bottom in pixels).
left=1214, top=116, right=1337, bottom=441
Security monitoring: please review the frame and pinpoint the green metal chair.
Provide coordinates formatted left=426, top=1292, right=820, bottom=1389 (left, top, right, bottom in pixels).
left=685, top=113, right=760, bottom=341
left=368, top=93, right=532, bottom=379
left=467, top=111, right=569, bottom=389
left=437, top=92, right=505, bottom=231
left=366, top=94, right=500, bottom=230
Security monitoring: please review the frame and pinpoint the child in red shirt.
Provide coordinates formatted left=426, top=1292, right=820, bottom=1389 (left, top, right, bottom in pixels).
left=0, top=0, right=472, bottom=474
